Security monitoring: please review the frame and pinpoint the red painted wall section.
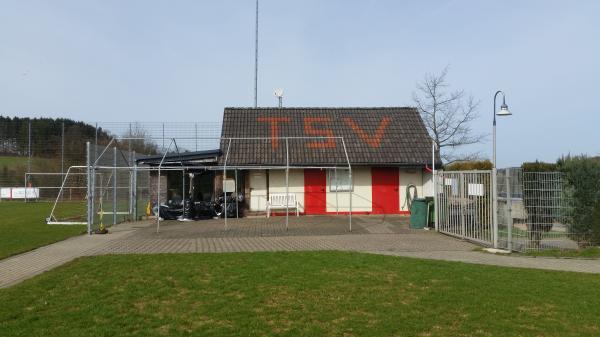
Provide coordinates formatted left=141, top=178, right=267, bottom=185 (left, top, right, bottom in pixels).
left=371, top=167, right=400, bottom=214
left=304, top=169, right=327, bottom=214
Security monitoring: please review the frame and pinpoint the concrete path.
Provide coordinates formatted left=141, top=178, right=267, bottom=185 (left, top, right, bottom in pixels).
left=376, top=250, right=600, bottom=274
left=2, top=219, right=600, bottom=288
left=0, top=229, right=134, bottom=288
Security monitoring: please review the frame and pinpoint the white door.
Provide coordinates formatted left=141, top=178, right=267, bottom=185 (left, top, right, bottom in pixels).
left=249, top=170, right=267, bottom=211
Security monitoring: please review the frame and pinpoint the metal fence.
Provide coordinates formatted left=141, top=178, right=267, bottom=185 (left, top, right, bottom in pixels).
left=435, top=168, right=590, bottom=252
left=435, top=170, right=494, bottom=246
left=0, top=120, right=221, bottom=194
left=497, top=168, right=586, bottom=252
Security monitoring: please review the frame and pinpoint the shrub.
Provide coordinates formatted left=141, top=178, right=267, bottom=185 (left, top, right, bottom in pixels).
left=444, top=160, right=493, bottom=171
left=521, top=161, right=560, bottom=248
left=521, top=161, right=557, bottom=172
left=557, top=155, right=600, bottom=245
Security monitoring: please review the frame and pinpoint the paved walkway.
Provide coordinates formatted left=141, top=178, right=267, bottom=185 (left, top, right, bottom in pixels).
left=2, top=218, right=600, bottom=288
left=0, top=229, right=134, bottom=288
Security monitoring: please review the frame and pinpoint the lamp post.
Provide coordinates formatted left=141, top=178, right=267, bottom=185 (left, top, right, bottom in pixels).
left=492, top=90, right=511, bottom=248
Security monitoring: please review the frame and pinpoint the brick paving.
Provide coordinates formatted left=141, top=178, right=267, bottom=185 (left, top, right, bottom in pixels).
left=2, top=215, right=600, bottom=288
left=0, top=229, right=133, bottom=288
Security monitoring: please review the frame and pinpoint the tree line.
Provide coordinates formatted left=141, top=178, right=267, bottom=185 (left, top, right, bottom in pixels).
left=0, top=116, right=111, bottom=162
left=0, top=117, right=159, bottom=163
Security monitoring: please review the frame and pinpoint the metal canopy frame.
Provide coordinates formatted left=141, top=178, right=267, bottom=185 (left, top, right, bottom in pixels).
left=74, top=136, right=353, bottom=235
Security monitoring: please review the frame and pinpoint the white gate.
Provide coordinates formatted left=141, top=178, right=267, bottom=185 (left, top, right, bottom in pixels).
left=435, top=170, right=494, bottom=246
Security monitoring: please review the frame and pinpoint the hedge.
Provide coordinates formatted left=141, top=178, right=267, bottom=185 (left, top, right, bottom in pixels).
left=444, top=160, right=493, bottom=171
left=557, top=155, right=600, bottom=245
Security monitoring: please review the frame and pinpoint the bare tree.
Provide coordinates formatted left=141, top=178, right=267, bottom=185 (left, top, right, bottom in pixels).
left=413, top=67, right=484, bottom=163
left=122, top=123, right=158, bottom=155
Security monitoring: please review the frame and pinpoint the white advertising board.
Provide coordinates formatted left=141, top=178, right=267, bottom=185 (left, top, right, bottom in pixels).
left=2, top=187, right=40, bottom=199
left=0, top=188, right=11, bottom=199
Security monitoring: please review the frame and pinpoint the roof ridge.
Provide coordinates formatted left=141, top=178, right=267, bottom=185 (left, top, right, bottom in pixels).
left=224, top=106, right=416, bottom=110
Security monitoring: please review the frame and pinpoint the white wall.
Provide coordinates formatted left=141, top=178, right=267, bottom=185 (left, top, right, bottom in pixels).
left=326, top=167, right=372, bottom=212
left=422, top=171, right=434, bottom=197
left=398, top=169, right=434, bottom=212
left=249, top=167, right=431, bottom=214
left=399, top=169, right=423, bottom=212
left=268, top=169, right=305, bottom=213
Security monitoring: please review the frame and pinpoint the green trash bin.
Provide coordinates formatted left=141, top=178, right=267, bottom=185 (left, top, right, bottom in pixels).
left=410, top=198, right=428, bottom=229
left=425, top=197, right=435, bottom=227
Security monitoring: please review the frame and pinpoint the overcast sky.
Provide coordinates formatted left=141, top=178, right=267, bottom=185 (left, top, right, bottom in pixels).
left=1, top=0, right=598, bottom=166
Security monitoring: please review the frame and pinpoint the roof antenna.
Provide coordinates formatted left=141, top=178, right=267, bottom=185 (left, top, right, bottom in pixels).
left=274, top=88, right=284, bottom=108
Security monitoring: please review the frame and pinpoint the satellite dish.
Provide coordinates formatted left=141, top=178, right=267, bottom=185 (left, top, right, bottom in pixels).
left=274, top=88, right=284, bottom=98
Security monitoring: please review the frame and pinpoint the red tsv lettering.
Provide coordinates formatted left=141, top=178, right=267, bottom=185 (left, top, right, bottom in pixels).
left=343, top=117, right=391, bottom=148
left=304, top=117, right=336, bottom=148
left=257, top=117, right=291, bottom=149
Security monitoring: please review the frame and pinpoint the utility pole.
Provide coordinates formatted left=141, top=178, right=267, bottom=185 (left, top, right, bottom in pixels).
left=254, top=0, right=259, bottom=108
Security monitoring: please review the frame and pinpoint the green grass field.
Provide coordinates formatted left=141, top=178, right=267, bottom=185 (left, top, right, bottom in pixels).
left=0, top=202, right=86, bottom=259
left=525, top=247, right=600, bottom=258
left=1, top=251, right=599, bottom=337
left=0, top=155, right=33, bottom=167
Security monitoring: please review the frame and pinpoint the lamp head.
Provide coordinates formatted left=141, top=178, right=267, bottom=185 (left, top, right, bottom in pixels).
left=496, top=96, right=512, bottom=116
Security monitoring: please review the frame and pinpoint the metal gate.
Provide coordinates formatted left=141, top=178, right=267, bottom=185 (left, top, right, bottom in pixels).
left=435, top=170, right=494, bottom=246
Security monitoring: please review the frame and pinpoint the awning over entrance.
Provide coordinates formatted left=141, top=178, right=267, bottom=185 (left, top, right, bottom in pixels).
left=136, top=149, right=221, bottom=167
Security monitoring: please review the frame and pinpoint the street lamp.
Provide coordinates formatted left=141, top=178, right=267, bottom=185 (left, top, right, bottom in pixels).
left=493, top=91, right=511, bottom=168
left=492, top=90, right=511, bottom=248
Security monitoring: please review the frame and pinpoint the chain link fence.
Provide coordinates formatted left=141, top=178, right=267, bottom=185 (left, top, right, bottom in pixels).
left=497, top=168, right=589, bottom=252
left=0, top=120, right=221, bottom=200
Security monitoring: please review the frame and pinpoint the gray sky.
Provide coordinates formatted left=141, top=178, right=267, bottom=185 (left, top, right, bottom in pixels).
left=1, top=0, right=599, bottom=166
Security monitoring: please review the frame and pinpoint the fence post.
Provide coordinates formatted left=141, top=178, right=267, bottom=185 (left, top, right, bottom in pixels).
left=285, top=138, right=289, bottom=231
left=433, top=172, right=438, bottom=231
left=94, top=123, right=98, bottom=162
left=113, top=146, right=117, bottom=226
left=27, top=120, right=31, bottom=177
left=25, top=120, right=31, bottom=203
left=460, top=173, right=466, bottom=239
left=86, top=142, right=92, bottom=235
left=61, top=122, right=65, bottom=191
left=132, top=151, right=137, bottom=221
left=492, top=168, right=499, bottom=248
left=506, top=168, right=513, bottom=251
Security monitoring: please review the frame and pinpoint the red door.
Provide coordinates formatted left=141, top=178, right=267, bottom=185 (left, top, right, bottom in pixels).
left=304, top=169, right=327, bottom=214
left=372, top=167, right=399, bottom=214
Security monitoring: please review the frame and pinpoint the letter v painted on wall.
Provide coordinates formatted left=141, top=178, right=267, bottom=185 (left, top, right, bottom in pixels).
left=343, top=117, right=391, bottom=148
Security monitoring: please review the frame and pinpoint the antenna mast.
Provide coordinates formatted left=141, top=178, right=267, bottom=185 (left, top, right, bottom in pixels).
left=254, top=0, right=259, bottom=108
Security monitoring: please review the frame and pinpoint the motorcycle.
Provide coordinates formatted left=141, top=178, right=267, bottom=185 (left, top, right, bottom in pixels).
left=153, top=193, right=244, bottom=221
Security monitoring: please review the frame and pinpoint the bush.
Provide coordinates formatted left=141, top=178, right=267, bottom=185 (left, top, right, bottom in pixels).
left=557, top=155, right=600, bottom=246
left=521, top=161, right=557, bottom=172
left=521, top=161, right=559, bottom=247
left=445, top=160, right=493, bottom=171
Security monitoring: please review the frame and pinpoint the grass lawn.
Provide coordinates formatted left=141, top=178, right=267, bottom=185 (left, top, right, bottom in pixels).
left=1, top=252, right=599, bottom=337
left=525, top=247, right=600, bottom=258
left=0, top=201, right=86, bottom=259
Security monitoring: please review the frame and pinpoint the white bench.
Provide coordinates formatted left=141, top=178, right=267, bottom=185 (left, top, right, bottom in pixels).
left=266, top=193, right=299, bottom=218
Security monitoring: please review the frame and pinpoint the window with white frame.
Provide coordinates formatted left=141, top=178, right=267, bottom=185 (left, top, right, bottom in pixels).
left=329, top=169, right=352, bottom=192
